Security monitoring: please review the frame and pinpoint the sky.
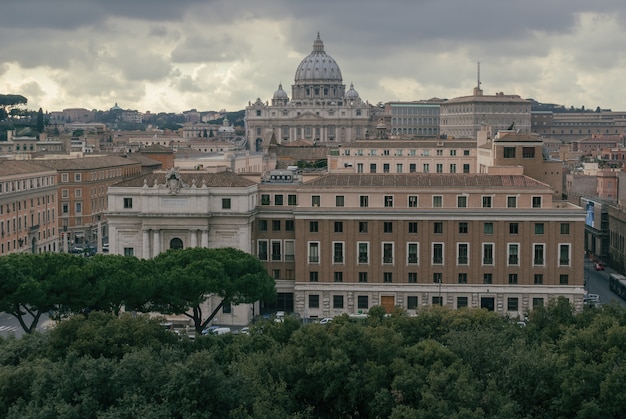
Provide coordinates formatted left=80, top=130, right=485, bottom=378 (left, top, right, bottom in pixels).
left=2, top=0, right=626, bottom=114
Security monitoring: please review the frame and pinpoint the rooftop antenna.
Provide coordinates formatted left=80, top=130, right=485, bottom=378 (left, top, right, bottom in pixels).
left=474, top=61, right=483, bottom=96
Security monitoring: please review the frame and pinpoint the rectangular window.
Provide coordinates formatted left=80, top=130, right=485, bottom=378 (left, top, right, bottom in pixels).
left=383, top=163, right=390, bottom=173
left=284, top=240, right=295, bottom=261
left=221, top=198, right=231, bottom=209
left=311, top=195, right=320, bottom=207
left=271, top=241, right=281, bottom=261
left=433, top=272, right=442, bottom=284
left=436, top=163, right=443, bottom=173
left=333, top=242, right=344, bottom=264
left=335, top=195, right=344, bottom=207
left=508, top=297, right=519, bottom=311
left=396, top=164, right=403, bottom=173
left=258, top=240, right=268, bottom=261
left=357, top=295, right=369, bottom=309
left=559, top=274, right=569, bottom=285
left=383, top=242, right=394, bottom=264
left=308, top=242, right=320, bottom=263
left=384, top=195, right=394, bottom=207
left=273, top=270, right=281, bottom=280
left=432, top=296, right=443, bottom=306
left=383, top=272, right=393, bottom=283
left=370, top=163, right=376, bottom=173
left=509, top=274, right=518, bottom=284
left=122, top=197, right=133, bottom=209
left=523, top=147, right=535, bottom=158
left=274, top=195, right=283, bottom=206
left=285, top=220, right=294, bottom=231
left=358, top=272, right=368, bottom=283
left=357, top=163, right=364, bottom=173
left=309, top=272, right=319, bottom=282
left=310, top=221, right=318, bottom=232
left=458, top=273, right=468, bottom=284
left=410, top=163, right=417, bottom=173
left=458, top=222, right=468, bottom=234
left=309, top=294, right=320, bottom=308
left=407, top=296, right=418, bottom=309
left=272, top=220, right=281, bottom=231
left=432, top=243, right=443, bottom=264
left=408, top=195, right=418, bottom=208
left=408, top=222, right=418, bottom=234
left=533, top=244, right=545, bottom=266
left=360, top=196, right=369, bottom=207
left=408, top=272, right=418, bottom=283
left=560, top=223, right=570, bottom=234
left=74, top=173, right=81, bottom=182
left=450, top=164, right=456, bottom=173
left=457, top=196, right=467, bottom=208
left=509, top=223, right=519, bottom=234
left=559, top=244, right=570, bottom=266
left=535, top=223, right=544, bottom=234
left=483, top=243, right=493, bottom=265
left=457, top=243, right=469, bottom=265
left=75, top=189, right=82, bottom=198
left=503, top=147, right=516, bottom=158
left=484, top=222, right=493, bottom=234
left=288, top=194, right=297, bottom=205
left=334, top=221, right=343, bottom=233
left=359, top=221, right=368, bottom=233
left=434, top=222, right=443, bottom=234
left=261, top=194, right=270, bottom=205
left=334, top=272, right=343, bottom=282
left=61, top=173, right=69, bottom=183
left=534, top=274, right=543, bottom=285
left=533, top=297, right=544, bottom=308
left=463, top=164, right=470, bottom=173
left=507, top=196, right=517, bottom=208
left=508, top=244, right=519, bottom=265
left=358, top=242, right=369, bottom=264
left=75, top=202, right=82, bottom=213
left=532, top=196, right=542, bottom=208
left=423, top=163, right=429, bottom=173
left=123, top=247, right=134, bottom=256
left=482, top=196, right=492, bottom=208
left=62, top=189, right=69, bottom=198
left=384, top=222, right=393, bottom=233
left=333, top=295, right=344, bottom=309
left=457, top=296, right=468, bottom=308
left=483, top=273, right=492, bottom=284
left=408, top=243, right=419, bottom=264
left=433, top=195, right=442, bottom=208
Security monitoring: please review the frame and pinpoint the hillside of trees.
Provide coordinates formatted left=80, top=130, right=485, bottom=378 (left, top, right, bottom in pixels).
left=1, top=299, right=625, bottom=418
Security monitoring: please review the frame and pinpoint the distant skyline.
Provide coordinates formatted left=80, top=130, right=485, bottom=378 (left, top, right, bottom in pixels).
left=2, top=1, right=626, bottom=113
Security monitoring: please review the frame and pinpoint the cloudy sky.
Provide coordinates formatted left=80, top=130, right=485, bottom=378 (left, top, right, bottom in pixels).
left=2, top=0, right=626, bottom=114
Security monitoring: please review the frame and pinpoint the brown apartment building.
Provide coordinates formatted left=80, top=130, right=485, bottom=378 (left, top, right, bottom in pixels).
left=255, top=172, right=585, bottom=318
left=36, top=156, right=141, bottom=251
left=0, top=160, right=59, bottom=255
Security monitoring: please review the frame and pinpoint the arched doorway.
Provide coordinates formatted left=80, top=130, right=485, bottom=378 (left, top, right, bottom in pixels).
left=169, top=238, right=183, bottom=250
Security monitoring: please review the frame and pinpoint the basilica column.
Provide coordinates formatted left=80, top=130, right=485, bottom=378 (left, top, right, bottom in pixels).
left=142, top=229, right=150, bottom=259
left=153, top=229, right=161, bottom=255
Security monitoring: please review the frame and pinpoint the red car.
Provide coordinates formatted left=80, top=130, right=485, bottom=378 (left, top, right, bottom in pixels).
left=595, top=263, right=605, bottom=271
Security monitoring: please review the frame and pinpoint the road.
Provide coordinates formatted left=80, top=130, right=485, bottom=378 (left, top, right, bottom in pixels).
left=584, top=257, right=626, bottom=306
left=0, top=312, right=51, bottom=338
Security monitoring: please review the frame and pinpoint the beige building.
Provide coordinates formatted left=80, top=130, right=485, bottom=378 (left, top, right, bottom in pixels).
left=385, top=101, right=442, bottom=138
left=245, top=34, right=378, bottom=150
left=0, top=160, right=59, bottom=255
left=440, top=86, right=531, bottom=140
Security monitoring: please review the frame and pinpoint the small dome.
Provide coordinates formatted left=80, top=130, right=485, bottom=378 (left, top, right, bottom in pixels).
left=273, top=83, right=289, bottom=99
left=345, top=83, right=359, bottom=100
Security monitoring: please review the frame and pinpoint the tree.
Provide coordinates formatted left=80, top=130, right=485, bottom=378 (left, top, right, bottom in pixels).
left=0, top=253, right=88, bottom=333
left=150, top=247, right=275, bottom=333
left=36, top=108, right=44, bottom=133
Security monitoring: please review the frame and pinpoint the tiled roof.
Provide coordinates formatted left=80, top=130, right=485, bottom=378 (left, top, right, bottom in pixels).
left=348, top=139, right=476, bottom=148
left=0, top=160, right=55, bottom=176
left=443, top=94, right=529, bottom=104
left=275, top=146, right=329, bottom=160
left=495, top=132, right=542, bottom=142
left=303, top=173, right=549, bottom=189
left=35, top=155, right=139, bottom=170
left=113, top=170, right=257, bottom=188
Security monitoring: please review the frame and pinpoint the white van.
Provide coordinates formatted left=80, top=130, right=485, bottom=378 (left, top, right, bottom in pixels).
left=211, top=327, right=231, bottom=335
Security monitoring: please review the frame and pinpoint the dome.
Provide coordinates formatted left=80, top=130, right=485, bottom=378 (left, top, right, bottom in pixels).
left=345, top=83, right=359, bottom=100
left=294, top=33, right=343, bottom=84
left=273, top=83, right=289, bottom=99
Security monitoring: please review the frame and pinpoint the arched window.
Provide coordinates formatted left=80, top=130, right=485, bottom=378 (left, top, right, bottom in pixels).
left=170, top=238, right=183, bottom=250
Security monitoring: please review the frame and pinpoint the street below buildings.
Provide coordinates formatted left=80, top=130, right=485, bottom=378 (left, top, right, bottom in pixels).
left=0, top=312, right=51, bottom=338
left=585, top=256, right=626, bottom=307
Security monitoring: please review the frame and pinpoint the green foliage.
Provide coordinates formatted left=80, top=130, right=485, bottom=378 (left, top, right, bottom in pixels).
left=1, top=304, right=626, bottom=417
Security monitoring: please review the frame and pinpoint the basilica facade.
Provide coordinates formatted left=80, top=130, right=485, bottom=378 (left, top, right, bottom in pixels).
left=245, top=34, right=381, bottom=150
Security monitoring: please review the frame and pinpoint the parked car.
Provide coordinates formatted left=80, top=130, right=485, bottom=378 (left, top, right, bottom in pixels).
left=70, top=247, right=84, bottom=254
left=319, top=317, right=333, bottom=325
left=595, top=262, right=604, bottom=271
left=201, top=325, right=220, bottom=335
left=211, top=327, right=231, bottom=335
